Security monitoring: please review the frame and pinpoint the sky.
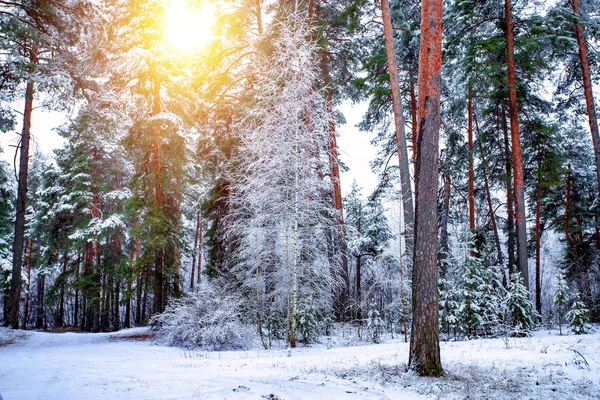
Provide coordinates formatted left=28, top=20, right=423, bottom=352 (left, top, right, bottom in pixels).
left=0, top=100, right=381, bottom=197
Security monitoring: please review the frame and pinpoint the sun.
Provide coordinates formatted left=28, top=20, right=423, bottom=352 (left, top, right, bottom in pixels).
left=163, top=1, right=216, bottom=53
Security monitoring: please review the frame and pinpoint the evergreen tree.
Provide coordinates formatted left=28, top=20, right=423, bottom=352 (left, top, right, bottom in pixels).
left=553, top=276, right=570, bottom=335
left=503, top=271, right=539, bottom=337
left=566, top=292, right=593, bottom=334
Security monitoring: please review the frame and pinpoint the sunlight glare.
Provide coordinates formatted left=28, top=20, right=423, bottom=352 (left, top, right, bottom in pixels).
left=164, top=1, right=216, bottom=53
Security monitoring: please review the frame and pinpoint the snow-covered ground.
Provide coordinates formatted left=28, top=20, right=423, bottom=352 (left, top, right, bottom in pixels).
left=1, top=326, right=599, bottom=400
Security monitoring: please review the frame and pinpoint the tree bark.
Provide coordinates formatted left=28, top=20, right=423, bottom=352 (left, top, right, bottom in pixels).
left=468, top=83, right=475, bottom=232
left=22, top=238, right=33, bottom=329
left=570, top=0, right=600, bottom=189
left=9, top=44, right=38, bottom=329
left=505, top=0, right=529, bottom=289
left=501, top=104, right=515, bottom=278
left=439, top=173, right=451, bottom=278
left=535, top=174, right=542, bottom=315
left=381, top=0, right=415, bottom=263
left=190, top=211, right=200, bottom=290
left=410, top=77, right=418, bottom=159
left=409, top=0, right=443, bottom=377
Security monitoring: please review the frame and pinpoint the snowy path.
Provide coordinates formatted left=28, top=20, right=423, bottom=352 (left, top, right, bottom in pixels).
left=1, top=327, right=599, bottom=399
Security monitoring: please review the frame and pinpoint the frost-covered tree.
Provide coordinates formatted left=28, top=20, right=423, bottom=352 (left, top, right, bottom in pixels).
left=229, top=9, right=338, bottom=348
left=0, top=157, right=14, bottom=322
left=344, top=182, right=392, bottom=319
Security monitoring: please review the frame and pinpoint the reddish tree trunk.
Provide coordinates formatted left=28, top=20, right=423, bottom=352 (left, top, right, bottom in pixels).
left=571, top=0, right=600, bottom=189
left=9, top=44, right=38, bottom=329
left=409, top=0, right=443, bottom=377
left=505, top=0, right=529, bottom=290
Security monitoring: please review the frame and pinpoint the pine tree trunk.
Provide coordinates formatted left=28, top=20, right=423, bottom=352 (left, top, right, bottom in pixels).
left=535, top=175, right=542, bottom=315
left=381, top=0, right=415, bottom=263
left=439, top=173, right=451, bottom=277
left=125, top=247, right=133, bottom=328
left=190, top=211, right=200, bottom=290
left=356, top=255, right=362, bottom=320
left=410, top=77, right=418, bottom=158
left=35, top=273, right=45, bottom=329
left=74, top=250, right=80, bottom=328
left=571, top=0, right=600, bottom=189
left=505, top=0, right=529, bottom=289
left=58, top=253, right=68, bottom=327
left=468, top=83, right=475, bottom=232
left=409, top=0, right=443, bottom=377
left=152, top=72, right=165, bottom=315
left=9, top=44, right=38, bottom=329
left=22, top=238, right=33, bottom=329
left=502, top=104, right=516, bottom=279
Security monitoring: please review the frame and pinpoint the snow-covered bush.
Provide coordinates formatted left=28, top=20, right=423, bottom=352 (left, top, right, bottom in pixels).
left=566, top=292, right=593, bottom=335
left=296, top=301, right=318, bottom=345
left=367, top=302, right=383, bottom=344
left=151, top=283, right=255, bottom=350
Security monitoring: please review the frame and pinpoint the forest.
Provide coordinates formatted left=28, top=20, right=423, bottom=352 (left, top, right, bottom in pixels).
left=0, top=0, right=599, bottom=381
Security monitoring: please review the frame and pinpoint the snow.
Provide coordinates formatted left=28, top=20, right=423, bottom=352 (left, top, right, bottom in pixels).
left=0, top=327, right=599, bottom=400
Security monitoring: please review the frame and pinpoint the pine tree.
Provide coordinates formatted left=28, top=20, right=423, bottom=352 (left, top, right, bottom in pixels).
left=503, top=271, right=539, bottom=337
left=566, top=292, right=592, bottom=334
left=553, top=276, right=569, bottom=335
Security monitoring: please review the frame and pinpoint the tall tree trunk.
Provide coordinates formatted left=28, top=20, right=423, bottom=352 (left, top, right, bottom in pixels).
left=322, top=53, right=350, bottom=319
left=409, top=0, right=443, bottom=377
left=381, top=0, right=415, bottom=263
left=9, top=44, right=38, bottom=329
left=505, top=0, right=529, bottom=289
left=535, top=174, right=542, bottom=315
left=35, top=273, right=45, bottom=329
left=22, top=238, right=33, bottom=329
left=439, top=173, right=451, bottom=277
left=151, top=71, right=165, bottom=315
left=173, top=177, right=181, bottom=298
left=468, top=83, right=475, bottom=232
left=74, top=250, right=81, bottom=328
left=410, top=77, right=418, bottom=158
left=501, top=104, right=516, bottom=279
left=58, top=253, right=68, bottom=327
left=565, top=164, right=576, bottom=250
left=190, top=211, right=200, bottom=290
left=571, top=0, right=600, bottom=189
left=125, top=246, right=133, bottom=328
